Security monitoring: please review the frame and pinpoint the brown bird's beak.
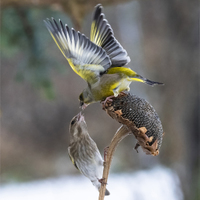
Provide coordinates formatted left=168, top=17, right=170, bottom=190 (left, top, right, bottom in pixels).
left=77, top=111, right=85, bottom=122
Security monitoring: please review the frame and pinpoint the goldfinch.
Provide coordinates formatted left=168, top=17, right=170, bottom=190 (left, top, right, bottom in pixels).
left=44, top=4, right=163, bottom=108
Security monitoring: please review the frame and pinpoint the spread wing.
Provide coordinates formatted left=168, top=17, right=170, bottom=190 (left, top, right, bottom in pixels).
left=90, top=4, right=131, bottom=67
left=44, top=18, right=111, bottom=84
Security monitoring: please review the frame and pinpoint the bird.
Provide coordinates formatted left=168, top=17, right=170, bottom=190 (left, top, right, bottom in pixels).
left=44, top=4, right=163, bottom=108
left=68, top=112, right=110, bottom=195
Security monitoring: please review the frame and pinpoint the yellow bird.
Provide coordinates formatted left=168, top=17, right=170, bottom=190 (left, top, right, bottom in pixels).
left=44, top=4, right=163, bottom=108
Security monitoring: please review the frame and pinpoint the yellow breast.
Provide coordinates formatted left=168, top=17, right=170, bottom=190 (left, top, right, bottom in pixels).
left=91, top=77, right=131, bottom=101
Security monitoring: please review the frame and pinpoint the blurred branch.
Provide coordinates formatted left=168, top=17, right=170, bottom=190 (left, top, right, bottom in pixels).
left=15, top=6, right=37, bottom=57
left=1, top=0, right=131, bottom=30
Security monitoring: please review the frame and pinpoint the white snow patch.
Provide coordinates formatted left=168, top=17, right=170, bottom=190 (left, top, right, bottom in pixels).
left=0, top=166, right=183, bottom=200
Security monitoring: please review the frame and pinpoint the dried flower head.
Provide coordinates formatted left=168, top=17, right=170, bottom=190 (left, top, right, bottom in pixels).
left=102, top=92, right=164, bottom=156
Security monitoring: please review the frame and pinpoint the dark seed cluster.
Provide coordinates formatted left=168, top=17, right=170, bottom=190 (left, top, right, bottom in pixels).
left=111, top=93, right=163, bottom=149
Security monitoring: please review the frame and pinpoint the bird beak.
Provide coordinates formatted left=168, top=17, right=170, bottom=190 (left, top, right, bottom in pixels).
left=80, top=103, right=88, bottom=110
left=77, top=111, right=85, bottom=122
left=80, top=100, right=84, bottom=107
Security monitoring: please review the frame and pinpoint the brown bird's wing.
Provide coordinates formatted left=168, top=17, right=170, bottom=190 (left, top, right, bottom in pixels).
left=68, top=146, right=79, bottom=170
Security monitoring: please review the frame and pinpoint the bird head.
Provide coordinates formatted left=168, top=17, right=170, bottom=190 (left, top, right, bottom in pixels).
left=79, top=89, right=93, bottom=110
left=69, top=112, right=88, bottom=141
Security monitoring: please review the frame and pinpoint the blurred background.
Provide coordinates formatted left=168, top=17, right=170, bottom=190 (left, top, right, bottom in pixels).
left=1, top=0, right=199, bottom=199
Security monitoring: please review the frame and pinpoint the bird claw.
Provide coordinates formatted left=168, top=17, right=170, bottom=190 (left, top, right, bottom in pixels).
left=101, top=96, right=114, bottom=106
left=98, top=178, right=107, bottom=185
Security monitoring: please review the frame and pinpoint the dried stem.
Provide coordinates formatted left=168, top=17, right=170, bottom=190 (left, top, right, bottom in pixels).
left=98, top=124, right=148, bottom=200
left=98, top=125, right=131, bottom=200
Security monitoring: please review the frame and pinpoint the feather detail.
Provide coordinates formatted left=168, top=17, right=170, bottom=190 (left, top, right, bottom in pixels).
left=91, top=4, right=130, bottom=67
left=68, top=147, right=79, bottom=170
left=130, top=75, right=164, bottom=86
left=44, top=18, right=111, bottom=84
left=107, top=67, right=137, bottom=76
left=107, top=67, right=164, bottom=86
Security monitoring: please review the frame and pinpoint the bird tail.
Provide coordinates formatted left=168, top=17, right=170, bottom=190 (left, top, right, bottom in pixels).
left=107, top=67, right=164, bottom=86
left=91, top=179, right=110, bottom=196
left=130, top=74, right=164, bottom=86
left=105, top=188, right=110, bottom=196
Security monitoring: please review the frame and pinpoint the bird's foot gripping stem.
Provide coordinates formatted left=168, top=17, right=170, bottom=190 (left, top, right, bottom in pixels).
left=98, top=178, right=107, bottom=185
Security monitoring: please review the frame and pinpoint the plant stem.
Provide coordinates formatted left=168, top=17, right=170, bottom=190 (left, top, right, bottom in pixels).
left=98, top=125, right=131, bottom=200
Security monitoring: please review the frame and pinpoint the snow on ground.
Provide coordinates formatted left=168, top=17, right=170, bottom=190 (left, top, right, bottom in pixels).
left=0, top=166, right=183, bottom=200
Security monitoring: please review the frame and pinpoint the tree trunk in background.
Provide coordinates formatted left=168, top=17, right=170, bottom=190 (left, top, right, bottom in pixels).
left=139, top=0, right=199, bottom=199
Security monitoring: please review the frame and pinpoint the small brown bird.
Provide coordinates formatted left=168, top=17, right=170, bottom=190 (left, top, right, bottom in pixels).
left=68, top=112, right=110, bottom=195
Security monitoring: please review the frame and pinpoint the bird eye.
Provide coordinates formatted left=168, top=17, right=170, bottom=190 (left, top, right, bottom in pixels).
left=79, top=93, right=83, bottom=101
left=71, top=119, right=76, bottom=125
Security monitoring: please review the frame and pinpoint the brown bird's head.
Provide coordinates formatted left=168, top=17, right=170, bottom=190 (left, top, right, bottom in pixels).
left=69, top=112, right=88, bottom=142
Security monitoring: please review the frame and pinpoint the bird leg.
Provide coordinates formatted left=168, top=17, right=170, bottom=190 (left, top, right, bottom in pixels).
left=98, top=178, right=107, bottom=185
left=101, top=96, right=114, bottom=105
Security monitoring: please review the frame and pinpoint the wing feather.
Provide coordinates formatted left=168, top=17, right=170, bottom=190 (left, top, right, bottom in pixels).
left=68, top=147, right=79, bottom=170
left=90, top=4, right=131, bottom=67
left=44, top=18, right=111, bottom=84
